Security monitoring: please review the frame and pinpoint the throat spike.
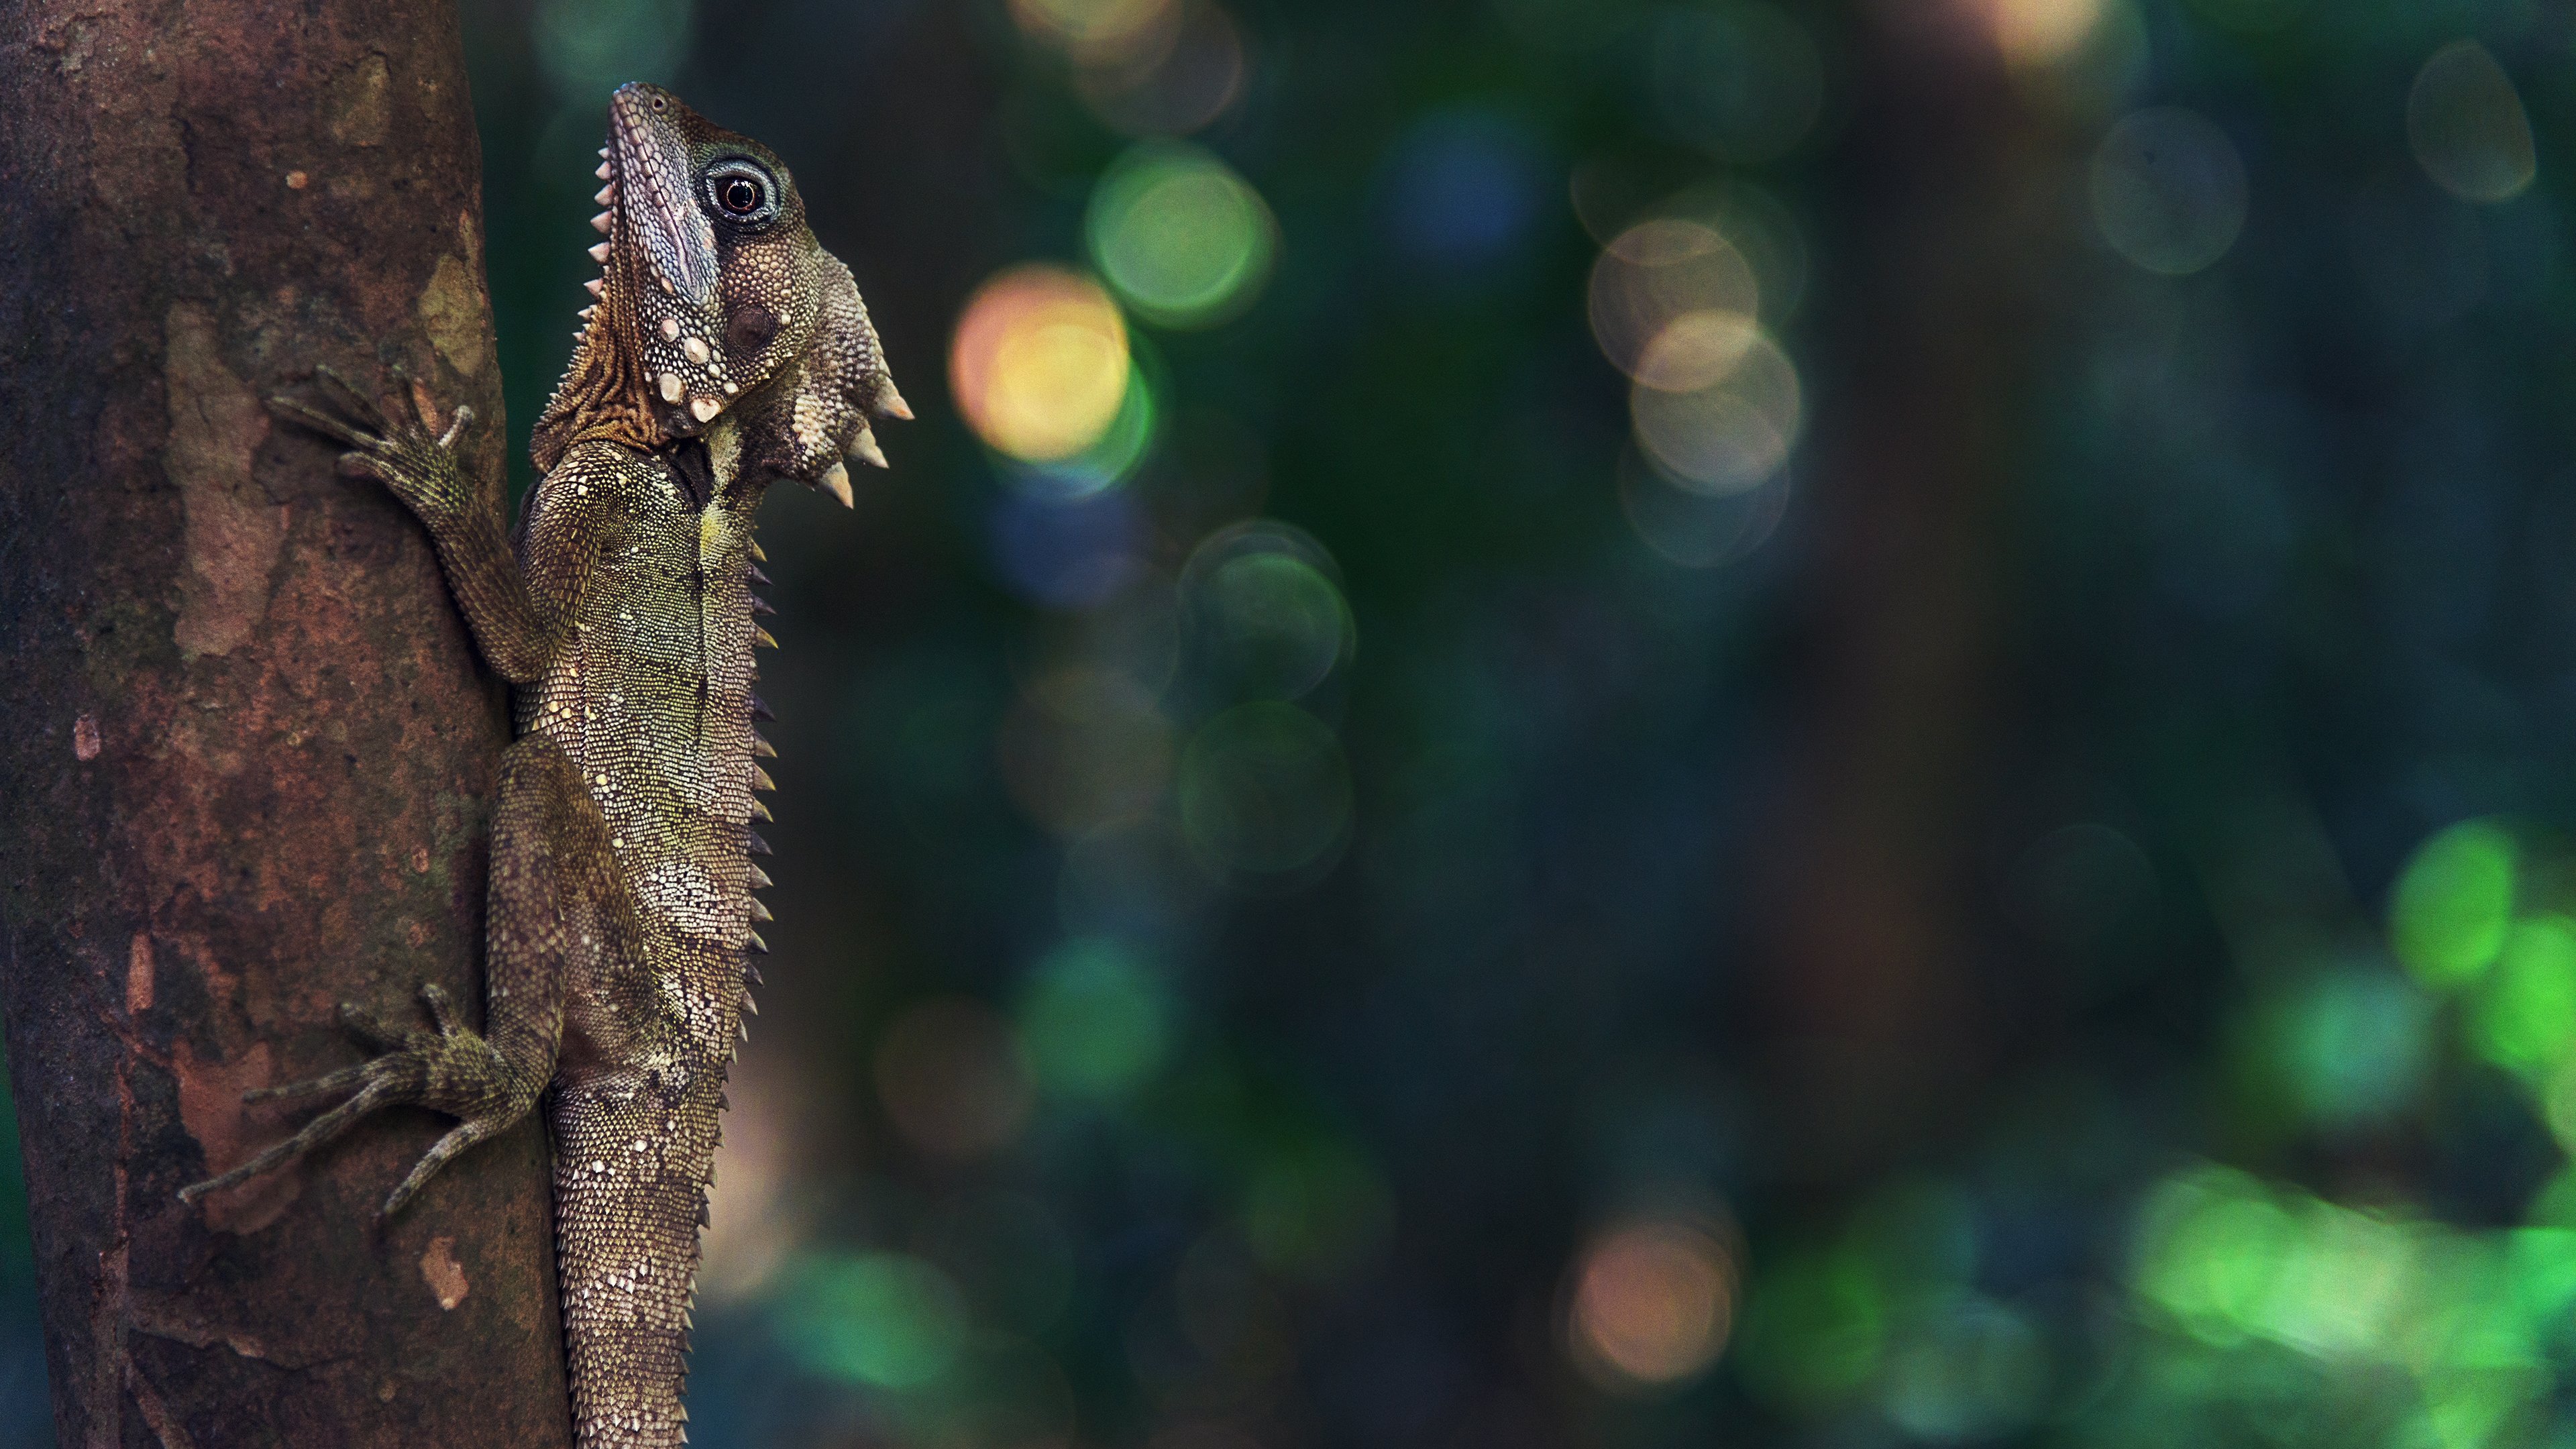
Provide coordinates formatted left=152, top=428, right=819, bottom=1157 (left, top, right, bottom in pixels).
left=850, top=427, right=890, bottom=470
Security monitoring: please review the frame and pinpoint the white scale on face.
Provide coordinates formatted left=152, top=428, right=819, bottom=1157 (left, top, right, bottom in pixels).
left=645, top=305, right=736, bottom=428
left=586, top=142, right=738, bottom=431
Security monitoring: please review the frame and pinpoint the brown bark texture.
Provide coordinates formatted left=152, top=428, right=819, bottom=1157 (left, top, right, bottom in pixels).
left=0, top=3, right=572, bottom=1446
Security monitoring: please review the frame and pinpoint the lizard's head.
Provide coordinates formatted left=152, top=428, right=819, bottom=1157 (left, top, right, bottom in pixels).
left=533, top=83, right=906, bottom=498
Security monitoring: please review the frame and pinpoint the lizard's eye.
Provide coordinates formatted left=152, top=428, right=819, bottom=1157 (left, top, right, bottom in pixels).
left=702, top=160, right=780, bottom=230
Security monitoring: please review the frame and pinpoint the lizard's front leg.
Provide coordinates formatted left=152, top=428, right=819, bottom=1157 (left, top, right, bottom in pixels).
left=270, top=370, right=566, bottom=683
left=180, top=734, right=641, bottom=1217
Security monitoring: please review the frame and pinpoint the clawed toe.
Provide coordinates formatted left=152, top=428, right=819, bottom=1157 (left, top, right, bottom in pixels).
left=270, top=366, right=472, bottom=464
left=419, top=981, right=463, bottom=1037
left=339, top=999, right=405, bottom=1051
left=243, top=1056, right=375, bottom=1104
left=182, top=1071, right=400, bottom=1204
left=313, top=365, right=388, bottom=431
left=392, top=366, right=446, bottom=437
left=379, top=1116, right=506, bottom=1221
left=268, top=394, right=378, bottom=449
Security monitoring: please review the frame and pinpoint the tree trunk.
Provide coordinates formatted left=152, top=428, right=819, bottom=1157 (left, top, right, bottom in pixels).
left=0, top=3, right=571, bottom=1445
left=1756, top=1, right=2057, bottom=1178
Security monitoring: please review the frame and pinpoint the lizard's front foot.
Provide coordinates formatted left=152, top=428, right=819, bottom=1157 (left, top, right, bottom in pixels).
left=178, top=981, right=537, bottom=1220
left=269, top=366, right=477, bottom=520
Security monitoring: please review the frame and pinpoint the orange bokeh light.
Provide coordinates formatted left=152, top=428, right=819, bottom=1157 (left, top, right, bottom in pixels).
left=951, top=264, right=1134, bottom=464
left=1569, top=1218, right=1736, bottom=1390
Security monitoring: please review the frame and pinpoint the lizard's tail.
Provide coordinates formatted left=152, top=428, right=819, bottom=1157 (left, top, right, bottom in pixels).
left=552, top=1070, right=721, bottom=1447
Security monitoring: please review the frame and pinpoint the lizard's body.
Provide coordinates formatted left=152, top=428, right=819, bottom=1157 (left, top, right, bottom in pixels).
left=180, top=85, right=902, bottom=1447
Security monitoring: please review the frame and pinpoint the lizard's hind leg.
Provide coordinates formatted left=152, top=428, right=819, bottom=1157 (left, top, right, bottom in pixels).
left=179, top=982, right=525, bottom=1216
left=180, top=734, right=624, bottom=1219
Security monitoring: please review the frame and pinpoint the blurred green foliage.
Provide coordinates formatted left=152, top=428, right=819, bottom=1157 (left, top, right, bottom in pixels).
left=450, top=0, right=2576, bottom=1442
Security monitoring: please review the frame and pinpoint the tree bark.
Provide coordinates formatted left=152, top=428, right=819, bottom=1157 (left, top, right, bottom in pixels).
left=0, top=3, right=571, bottom=1445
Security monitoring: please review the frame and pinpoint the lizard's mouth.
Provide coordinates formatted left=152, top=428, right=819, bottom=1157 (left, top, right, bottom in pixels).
left=591, top=84, right=745, bottom=435
left=606, top=83, right=717, bottom=307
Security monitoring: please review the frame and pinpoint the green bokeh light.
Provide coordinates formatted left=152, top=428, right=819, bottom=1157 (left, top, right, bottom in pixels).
left=2128, top=1161, right=2576, bottom=1440
left=2392, top=820, right=2517, bottom=989
left=774, top=1252, right=970, bottom=1389
left=2525, top=1169, right=2576, bottom=1228
left=2135, top=1170, right=2286, bottom=1345
left=2267, top=967, right=2432, bottom=1130
left=1016, top=938, right=1172, bottom=1101
left=1878, top=1295, right=2047, bottom=1442
left=1238, top=1136, right=1392, bottom=1281
left=1198, top=553, right=1353, bottom=701
left=2469, top=916, right=2576, bottom=1077
left=1085, top=144, right=1277, bottom=329
left=1733, top=1246, right=1888, bottom=1411
left=1178, top=703, right=1353, bottom=879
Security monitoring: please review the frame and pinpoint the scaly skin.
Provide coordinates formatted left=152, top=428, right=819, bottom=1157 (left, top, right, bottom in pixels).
left=179, top=83, right=904, bottom=1447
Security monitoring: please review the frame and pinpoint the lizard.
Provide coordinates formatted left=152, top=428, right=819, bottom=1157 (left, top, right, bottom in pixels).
left=176, top=82, right=905, bottom=1448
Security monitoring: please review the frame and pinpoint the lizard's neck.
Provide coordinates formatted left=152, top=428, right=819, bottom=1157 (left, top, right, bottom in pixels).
left=531, top=295, right=669, bottom=473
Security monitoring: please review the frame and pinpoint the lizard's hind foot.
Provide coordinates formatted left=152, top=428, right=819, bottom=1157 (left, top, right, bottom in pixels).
left=178, top=981, right=540, bottom=1220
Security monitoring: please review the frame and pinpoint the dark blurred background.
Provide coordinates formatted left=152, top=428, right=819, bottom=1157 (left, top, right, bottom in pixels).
left=21, top=0, right=2576, bottom=1444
